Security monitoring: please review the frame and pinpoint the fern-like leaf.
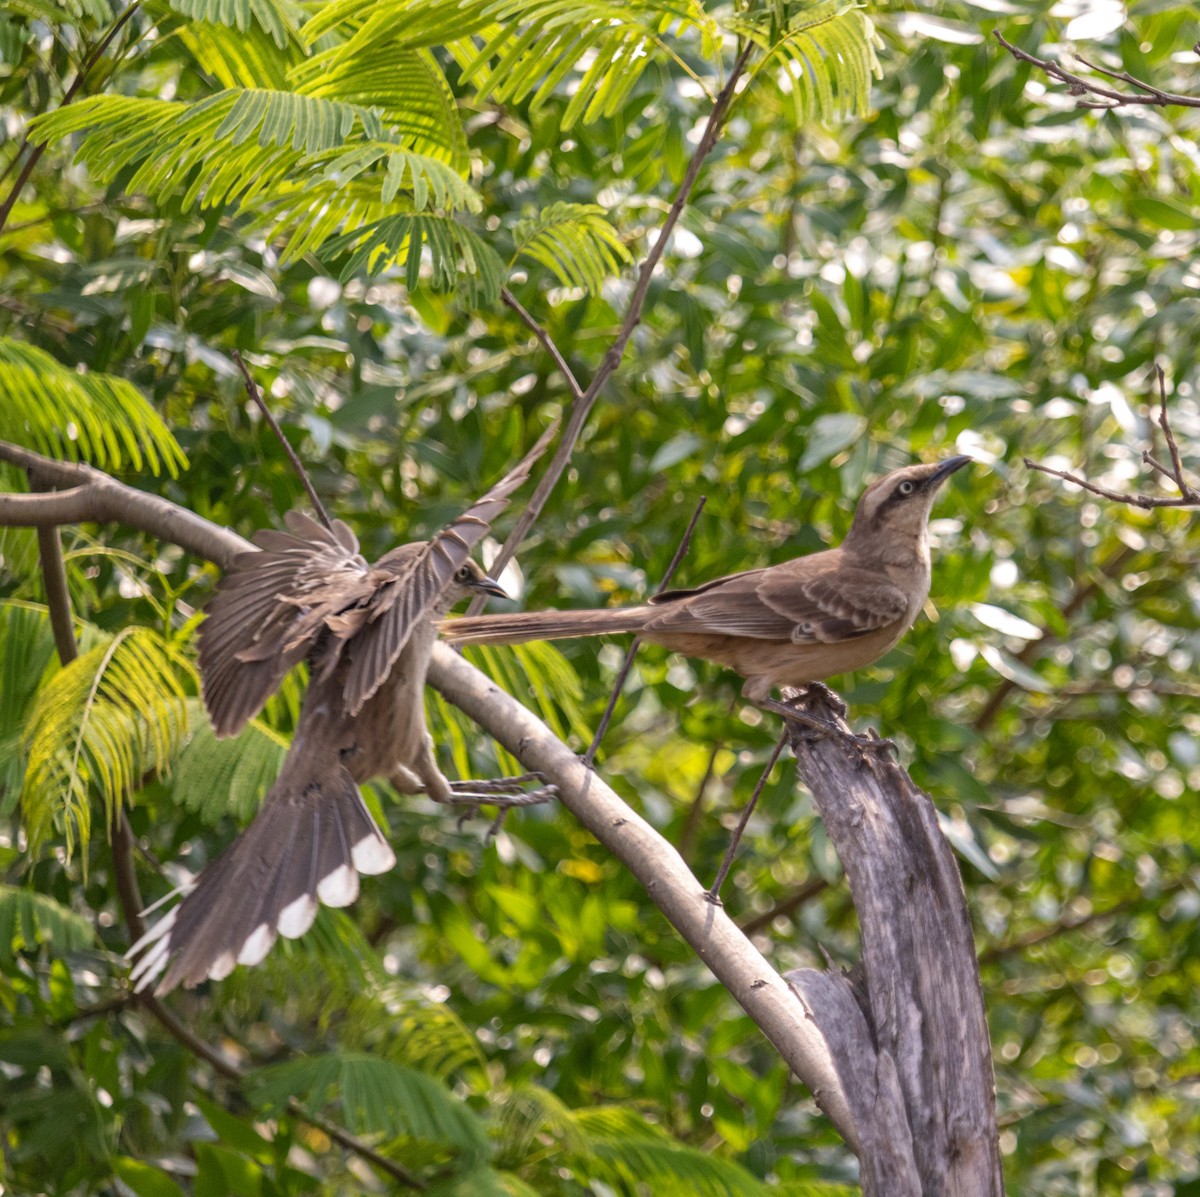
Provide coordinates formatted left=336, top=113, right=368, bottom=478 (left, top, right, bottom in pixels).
left=512, top=202, right=629, bottom=294
left=22, top=627, right=195, bottom=856
left=0, top=603, right=59, bottom=813
left=322, top=213, right=506, bottom=303
left=252, top=1053, right=490, bottom=1160
left=734, top=0, right=881, bottom=124
left=154, top=0, right=304, bottom=49
left=0, top=885, right=95, bottom=963
left=308, top=1, right=719, bottom=130
left=0, top=339, right=187, bottom=477
left=170, top=699, right=288, bottom=825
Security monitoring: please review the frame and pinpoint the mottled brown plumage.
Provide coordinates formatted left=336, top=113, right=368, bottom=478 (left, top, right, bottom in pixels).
left=130, top=427, right=556, bottom=993
left=441, top=457, right=971, bottom=701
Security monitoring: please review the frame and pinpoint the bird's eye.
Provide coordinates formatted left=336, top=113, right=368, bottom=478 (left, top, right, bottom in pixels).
left=456, top=565, right=472, bottom=581
left=896, top=480, right=915, bottom=497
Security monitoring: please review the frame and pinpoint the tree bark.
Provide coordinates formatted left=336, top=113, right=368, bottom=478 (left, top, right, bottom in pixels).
left=781, top=688, right=1004, bottom=1195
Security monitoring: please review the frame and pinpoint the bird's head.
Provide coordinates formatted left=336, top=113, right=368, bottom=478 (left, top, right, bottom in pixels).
left=447, top=558, right=509, bottom=605
left=844, top=455, right=972, bottom=550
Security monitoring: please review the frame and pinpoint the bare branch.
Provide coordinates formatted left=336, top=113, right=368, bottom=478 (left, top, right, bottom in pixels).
left=478, top=41, right=755, bottom=598
left=708, top=733, right=787, bottom=901
left=994, top=31, right=1200, bottom=109
left=428, top=641, right=860, bottom=1150
left=1024, top=365, right=1199, bottom=509
left=232, top=349, right=333, bottom=531
left=500, top=286, right=584, bottom=402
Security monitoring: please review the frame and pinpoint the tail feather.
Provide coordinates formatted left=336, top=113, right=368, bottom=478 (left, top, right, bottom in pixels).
left=128, top=759, right=395, bottom=994
left=439, top=606, right=651, bottom=647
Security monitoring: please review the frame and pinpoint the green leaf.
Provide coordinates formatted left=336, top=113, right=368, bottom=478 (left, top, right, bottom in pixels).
left=111, top=1159, right=187, bottom=1197
left=252, top=1053, right=490, bottom=1160
left=799, top=412, right=866, bottom=471
left=512, top=201, right=630, bottom=294
left=0, top=339, right=186, bottom=476
left=22, top=627, right=195, bottom=857
left=0, top=885, right=95, bottom=962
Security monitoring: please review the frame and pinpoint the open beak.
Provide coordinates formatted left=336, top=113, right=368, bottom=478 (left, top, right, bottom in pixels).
left=471, top=574, right=510, bottom=600
left=929, top=454, right=973, bottom=487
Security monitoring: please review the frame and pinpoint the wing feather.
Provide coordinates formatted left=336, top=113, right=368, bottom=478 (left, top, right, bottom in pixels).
left=198, top=511, right=371, bottom=737
left=342, top=421, right=559, bottom=714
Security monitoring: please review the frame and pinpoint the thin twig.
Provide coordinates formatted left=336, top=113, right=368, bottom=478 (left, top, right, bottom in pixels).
left=0, top=2, right=142, bottom=235
left=707, top=734, right=787, bottom=902
left=581, top=497, right=707, bottom=767
left=501, top=286, right=584, bottom=401
left=1024, top=363, right=1199, bottom=510
left=476, top=41, right=754, bottom=602
left=979, top=876, right=1189, bottom=964
left=232, top=349, right=333, bottom=531
left=1148, top=363, right=1197, bottom=500
left=738, top=876, right=831, bottom=936
left=993, top=31, right=1200, bottom=109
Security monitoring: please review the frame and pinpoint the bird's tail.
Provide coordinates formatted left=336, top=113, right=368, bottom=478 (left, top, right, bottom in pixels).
left=439, top=605, right=652, bottom=646
left=128, top=756, right=395, bottom=994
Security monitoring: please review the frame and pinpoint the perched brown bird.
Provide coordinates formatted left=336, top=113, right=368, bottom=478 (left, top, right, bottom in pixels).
left=441, top=457, right=971, bottom=702
left=130, top=427, right=555, bottom=993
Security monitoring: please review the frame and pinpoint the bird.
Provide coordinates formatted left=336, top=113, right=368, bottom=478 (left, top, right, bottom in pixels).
left=440, top=456, right=972, bottom=705
left=129, top=425, right=557, bottom=994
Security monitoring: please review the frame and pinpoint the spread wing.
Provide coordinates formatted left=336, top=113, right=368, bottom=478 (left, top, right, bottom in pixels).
left=646, top=553, right=909, bottom=644
left=340, top=420, right=560, bottom=715
left=198, top=511, right=372, bottom=737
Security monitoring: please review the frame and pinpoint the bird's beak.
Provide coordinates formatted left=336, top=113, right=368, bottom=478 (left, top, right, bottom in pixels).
left=929, top=455, right=973, bottom=487
left=470, top=573, right=510, bottom=600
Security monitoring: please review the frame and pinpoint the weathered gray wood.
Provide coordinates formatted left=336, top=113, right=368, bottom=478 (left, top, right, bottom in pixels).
left=786, top=967, right=922, bottom=1197
left=782, top=687, right=1004, bottom=1196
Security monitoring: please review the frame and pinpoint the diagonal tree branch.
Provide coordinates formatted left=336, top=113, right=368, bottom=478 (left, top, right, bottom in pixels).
left=0, top=1, right=142, bottom=234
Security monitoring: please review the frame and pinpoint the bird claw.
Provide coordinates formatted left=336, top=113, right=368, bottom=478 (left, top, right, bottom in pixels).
left=441, top=774, right=557, bottom=837
left=757, top=695, right=894, bottom=761
left=800, top=681, right=848, bottom=719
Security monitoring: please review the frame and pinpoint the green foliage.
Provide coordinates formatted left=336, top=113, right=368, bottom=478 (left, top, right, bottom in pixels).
left=252, top=1052, right=491, bottom=1161
left=3, top=0, right=1200, bottom=1194
left=170, top=701, right=288, bottom=824
left=0, top=339, right=186, bottom=476
left=0, top=885, right=95, bottom=962
left=22, top=627, right=195, bottom=855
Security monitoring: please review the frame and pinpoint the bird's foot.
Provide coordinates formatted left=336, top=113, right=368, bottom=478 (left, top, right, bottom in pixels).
left=447, top=773, right=554, bottom=801
left=798, top=681, right=848, bottom=718
left=443, top=774, right=558, bottom=836
left=757, top=696, right=896, bottom=759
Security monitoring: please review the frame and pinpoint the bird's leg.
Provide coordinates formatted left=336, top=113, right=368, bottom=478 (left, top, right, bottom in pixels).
left=757, top=694, right=897, bottom=758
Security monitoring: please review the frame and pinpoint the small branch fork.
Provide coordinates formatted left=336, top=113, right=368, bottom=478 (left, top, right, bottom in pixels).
left=1025, top=365, right=1200, bottom=509
left=993, top=31, right=1200, bottom=110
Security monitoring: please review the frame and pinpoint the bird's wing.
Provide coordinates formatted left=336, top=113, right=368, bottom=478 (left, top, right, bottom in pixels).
left=198, top=510, right=371, bottom=737
left=341, top=420, right=560, bottom=715
left=762, top=565, right=910, bottom=642
left=646, top=556, right=908, bottom=643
